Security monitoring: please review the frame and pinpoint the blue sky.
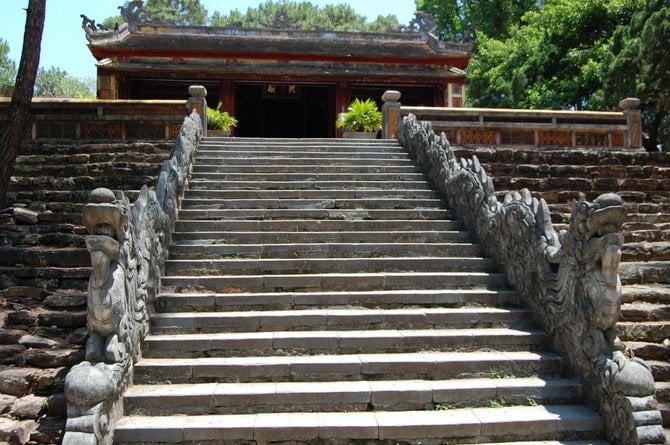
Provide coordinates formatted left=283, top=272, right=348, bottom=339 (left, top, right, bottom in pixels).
left=1, top=0, right=417, bottom=80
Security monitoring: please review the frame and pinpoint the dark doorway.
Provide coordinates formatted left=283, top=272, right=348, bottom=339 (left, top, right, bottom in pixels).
left=236, top=84, right=335, bottom=138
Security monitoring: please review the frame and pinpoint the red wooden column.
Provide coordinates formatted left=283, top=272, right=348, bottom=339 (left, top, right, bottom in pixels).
left=219, top=79, right=235, bottom=114
left=335, top=81, right=350, bottom=138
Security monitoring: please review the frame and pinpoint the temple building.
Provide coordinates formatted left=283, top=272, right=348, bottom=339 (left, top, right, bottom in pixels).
left=82, top=5, right=472, bottom=138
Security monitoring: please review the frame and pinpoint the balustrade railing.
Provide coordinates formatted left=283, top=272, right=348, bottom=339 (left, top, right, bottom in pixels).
left=0, top=98, right=189, bottom=141
left=382, top=92, right=643, bottom=150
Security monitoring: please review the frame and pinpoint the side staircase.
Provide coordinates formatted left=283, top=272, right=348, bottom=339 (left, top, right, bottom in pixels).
left=114, top=138, right=606, bottom=444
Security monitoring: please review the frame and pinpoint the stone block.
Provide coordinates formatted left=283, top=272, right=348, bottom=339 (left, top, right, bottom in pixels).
left=254, top=412, right=319, bottom=442
left=0, top=367, right=36, bottom=396
left=317, top=412, right=379, bottom=439
left=23, top=348, right=84, bottom=368
left=0, top=344, right=26, bottom=365
left=0, top=393, right=17, bottom=414
left=184, top=414, right=255, bottom=441
left=0, top=328, right=25, bottom=344
left=10, top=394, right=47, bottom=419
left=376, top=410, right=480, bottom=440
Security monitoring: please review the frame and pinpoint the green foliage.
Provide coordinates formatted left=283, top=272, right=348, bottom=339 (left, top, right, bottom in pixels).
left=103, top=15, right=124, bottom=29
left=34, top=67, right=95, bottom=98
left=206, top=104, right=237, bottom=130
left=466, top=0, right=641, bottom=110
left=0, top=39, right=17, bottom=97
left=527, top=397, right=539, bottom=406
left=489, top=398, right=507, bottom=408
left=210, top=1, right=399, bottom=32
left=336, top=98, right=382, bottom=133
left=416, top=0, right=540, bottom=40
left=145, top=0, right=208, bottom=25
left=595, top=0, right=670, bottom=150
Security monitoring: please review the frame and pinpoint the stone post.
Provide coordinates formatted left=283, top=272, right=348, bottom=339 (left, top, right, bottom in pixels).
left=188, top=85, right=208, bottom=136
left=619, top=97, right=642, bottom=149
left=382, top=90, right=402, bottom=139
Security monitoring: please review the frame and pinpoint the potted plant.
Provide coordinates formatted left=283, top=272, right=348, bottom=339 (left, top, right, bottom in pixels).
left=206, top=103, right=237, bottom=137
left=336, top=98, right=382, bottom=139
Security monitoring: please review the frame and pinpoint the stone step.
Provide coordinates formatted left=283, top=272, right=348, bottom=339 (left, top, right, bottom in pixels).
left=124, top=377, right=583, bottom=415
left=161, top=271, right=507, bottom=293
left=173, top=218, right=462, bottom=233
left=183, top=188, right=439, bottom=200
left=155, top=289, right=521, bottom=312
left=17, top=141, right=172, bottom=156
left=113, top=405, right=603, bottom=444
left=172, top=230, right=471, bottom=244
left=477, top=162, right=670, bottom=180
left=180, top=197, right=444, bottom=210
left=617, top=321, right=670, bottom=343
left=0, top=247, right=88, bottom=268
left=176, top=208, right=454, bottom=220
left=621, top=303, right=670, bottom=322
left=188, top=179, right=432, bottom=191
left=623, top=284, right=670, bottom=304
left=199, top=139, right=402, bottom=152
left=626, top=342, right=670, bottom=362
left=622, top=242, right=670, bottom=262
left=133, top=351, right=563, bottom=384
left=188, top=172, right=427, bottom=182
left=620, top=262, right=670, bottom=285
left=168, top=242, right=481, bottom=260
left=192, top=163, right=420, bottom=173
left=625, top=230, right=670, bottom=243
left=148, top=307, right=531, bottom=335
left=194, top=152, right=412, bottom=162
left=163, top=257, right=496, bottom=275
left=142, top=327, right=545, bottom=357
left=12, top=162, right=163, bottom=178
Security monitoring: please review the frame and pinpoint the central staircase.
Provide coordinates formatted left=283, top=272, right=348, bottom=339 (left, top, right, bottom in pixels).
left=114, top=138, right=606, bottom=444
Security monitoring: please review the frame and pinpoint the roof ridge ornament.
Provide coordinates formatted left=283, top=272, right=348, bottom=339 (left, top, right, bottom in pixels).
left=400, top=11, right=437, bottom=34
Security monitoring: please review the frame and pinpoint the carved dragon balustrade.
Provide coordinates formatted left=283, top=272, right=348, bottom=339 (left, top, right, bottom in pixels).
left=62, top=110, right=201, bottom=445
left=397, top=114, right=665, bottom=445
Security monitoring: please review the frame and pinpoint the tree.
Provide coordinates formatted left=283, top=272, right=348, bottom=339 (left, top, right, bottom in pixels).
left=595, top=0, right=670, bottom=150
left=144, top=0, right=208, bottom=25
left=0, top=39, right=17, bottom=97
left=466, top=0, right=641, bottom=110
left=34, top=67, right=95, bottom=98
left=415, top=0, right=540, bottom=41
left=0, top=0, right=46, bottom=206
left=210, top=1, right=399, bottom=32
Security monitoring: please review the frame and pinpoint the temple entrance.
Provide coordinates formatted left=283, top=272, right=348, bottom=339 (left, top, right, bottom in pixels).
left=236, top=84, right=335, bottom=138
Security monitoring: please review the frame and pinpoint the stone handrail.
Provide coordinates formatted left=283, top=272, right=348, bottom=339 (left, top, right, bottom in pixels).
left=397, top=114, right=664, bottom=445
left=61, top=107, right=202, bottom=445
left=0, top=98, right=189, bottom=141
left=382, top=92, right=643, bottom=149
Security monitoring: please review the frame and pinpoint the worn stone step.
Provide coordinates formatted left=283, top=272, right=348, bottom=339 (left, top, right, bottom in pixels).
left=177, top=208, right=452, bottom=221
left=622, top=242, right=670, bottom=262
left=155, top=289, right=521, bottom=313
left=172, top=230, right=471, bottom=244
left=623, top=284, right=670, bottom=304
left=199, top=139, right=402, bottom=152
left=13, top=162, right=163, bottom=178
left=620, top=262, right=670, bottom=285
left=646, top=360, right=670, bottom=381
left=0, top=226, right=85, bottom=248
left=134, top=351, right=563, bottom=384
left=169, top=242, right=481, bottom=260
left=164, top=257, right=495, bottom=276
left=188, top=172, right=427, bottom=182
left=617, top=321, right=670, bottom=343
left=625, top=342, right=670, bottom=362
left=184, top=188, right=439, bottom=200
left=174, top=218, right=462, bottom=233
left=180, top=197, right=444, bottom=210
left=478, top=162, right=670, bottom=180
left=188, top=179, right=432, bottom=191
left=124, top=377, right=583, bottom=415
left=161, top=271, right=508, bottom=293
left=196, top=147, right=413, bottom=160
left=10, top=175, right=157, bottom=190
left=625, top=229, right=670, bottom=243
left=17, top=141, right=173, bottom=156
left=148, top=307, right=531, bottom=334
left=621, top=303, right=670, bottom=322
left=114, top=405, right=603, bottom=444
left=0, top=247, right=89, bottom=268
left=192, top=163, right=419, bottom=173
left=142, top=327, right=545, bottom=357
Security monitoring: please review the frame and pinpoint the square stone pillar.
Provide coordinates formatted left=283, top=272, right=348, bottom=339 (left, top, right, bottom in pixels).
left=188, top=85, right=208, bottom=136
left=619, top=97, right=642, bottom=149
left=382, top=90, right=401, bottom=140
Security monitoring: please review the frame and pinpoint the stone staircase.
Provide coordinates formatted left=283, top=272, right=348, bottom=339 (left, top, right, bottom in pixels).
left=0, top=140, right=173, bottom=444
left=457, top=146, right=670, bottom=429
left=114, top=138, right=606, bottom=444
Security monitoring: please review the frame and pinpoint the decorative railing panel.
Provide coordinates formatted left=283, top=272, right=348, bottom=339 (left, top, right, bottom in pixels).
left=0, top=99, right=188, bottom=141
left=397, top=114, right=664, bottom=444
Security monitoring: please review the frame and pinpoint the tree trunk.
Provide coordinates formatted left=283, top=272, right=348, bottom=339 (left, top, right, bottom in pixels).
left=0, top=0, right=46, bottom=206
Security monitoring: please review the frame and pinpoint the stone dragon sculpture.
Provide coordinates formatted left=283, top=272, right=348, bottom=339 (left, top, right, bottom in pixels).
left=397, top=114, right=664, bottom=444
left=62, top=111, right=201, bottom=445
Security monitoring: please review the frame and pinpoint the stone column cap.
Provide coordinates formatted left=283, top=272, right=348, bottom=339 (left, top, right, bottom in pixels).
left=382, top=90, right=402, bottom=103
left=188, top=85, right=208, bottom=98
left=619, top=97, right=641, bottom=110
